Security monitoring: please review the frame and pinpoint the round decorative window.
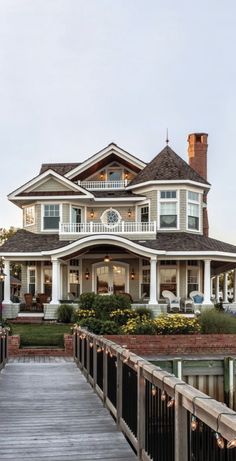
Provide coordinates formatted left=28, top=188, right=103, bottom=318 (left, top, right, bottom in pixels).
left=101, top=208, right=121, bottom=227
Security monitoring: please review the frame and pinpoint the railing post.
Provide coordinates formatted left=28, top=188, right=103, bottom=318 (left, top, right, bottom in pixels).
left=90, top=221, right=93, bottom=233
left=137, top=364, right=145, bottom=460
left=116, top=352, right=123, bottom=429
left=86, top=337, right=90, bottom=379
left=173, top=359, right=183, bottom=379
left=103, top=348, right=108, bottom=405
left=81, top=335, right=85, bottom=370
left=224, top=356, right=234, bottom=409
left=175, top=389, right=188, bottom=461
left=93, top=338, right=97, bottom=390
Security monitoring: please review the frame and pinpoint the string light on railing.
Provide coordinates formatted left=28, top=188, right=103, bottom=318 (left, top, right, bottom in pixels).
left=151, top=385, right=157, bottom=397
left=190, top=396, right=214, bottom=432
left=166, top=382, right=186, bottom=408
left=97, top=346, right=102, bottom=353
left=215, top=412, right=236, bottom=450
left=89, top=341, right=93, bottom=348
left=161, top=374, right=173, bottom=401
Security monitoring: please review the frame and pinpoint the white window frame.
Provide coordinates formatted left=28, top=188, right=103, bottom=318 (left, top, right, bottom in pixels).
left=23, top=205, right=35, bottom=227
left=100, top=208, right=122, bottom=227
left=41, top=203, right=62, bottom=232
left=186, top=261, right=200, bottom=297
left=27, top=266, right=36, bottom=295
left=187, top=190, right=201, bottom=232
left=70, top=205, right=83, bottom=224
left=158, top=190, right=179, bottom=230
left=159, top=261, right=180, bottom=297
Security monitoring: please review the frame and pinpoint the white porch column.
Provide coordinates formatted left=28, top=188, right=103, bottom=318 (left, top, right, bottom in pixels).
left=233, top=269, right=236, bottom=303
left=202, top=259, right=213, bottom=306
left=211, top=278, right=214, bottom=298
left=215, top=275, right=220, bottom=303
left=3, top=259, right=11, bottom=304
left=50, top=259, right=61, bottom=304
left=149, top=256, right=158, bottom=305
left=223, top=272, right=228, bottom=303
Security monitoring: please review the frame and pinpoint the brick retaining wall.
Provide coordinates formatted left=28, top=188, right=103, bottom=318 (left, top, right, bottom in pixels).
left=8, top=334, right=73, bottom=357
left=105, top=334, right=236, bottom=356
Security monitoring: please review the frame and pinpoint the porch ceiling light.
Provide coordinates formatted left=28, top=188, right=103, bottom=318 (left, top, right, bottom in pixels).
left=131, top=268, right=135, bottom=280
left=128, top=208, right=132, bottom=218
left=90, top=209, right=94, bottom=218
left=104, top=255, right=110, bottom=263
left=100, top=171, right=105, bottom=179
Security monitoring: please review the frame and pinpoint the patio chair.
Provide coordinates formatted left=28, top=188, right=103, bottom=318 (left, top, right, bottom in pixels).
left=36, top=293, right=48, bottom=311
left=24, top=293, right=33, bottom=311
left=162, top=290, right=181, bottom=311
left=189, top=291, right=204, bottom=308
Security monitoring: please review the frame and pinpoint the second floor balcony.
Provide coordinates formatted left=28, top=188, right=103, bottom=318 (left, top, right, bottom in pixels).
left=78, top=179, right=130, bottom=190
left=60, top=221, right=156, bottom=236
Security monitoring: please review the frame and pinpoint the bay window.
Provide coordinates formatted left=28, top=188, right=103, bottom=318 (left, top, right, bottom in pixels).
left=188, top=191, right=200, bottom=230
left=159, top=190, right=178, bottom=229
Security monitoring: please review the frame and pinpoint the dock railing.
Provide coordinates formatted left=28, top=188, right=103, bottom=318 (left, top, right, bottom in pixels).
left=73, top=327, right=236, bottom=461
left=0, top=327, right=8, bottom=371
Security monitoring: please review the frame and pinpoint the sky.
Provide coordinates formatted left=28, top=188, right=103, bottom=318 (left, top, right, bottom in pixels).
left=0, top=0, right=236, bottom=242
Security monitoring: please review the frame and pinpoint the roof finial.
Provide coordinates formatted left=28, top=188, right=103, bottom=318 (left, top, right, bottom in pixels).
left=166, top=128, right=169, bottom=145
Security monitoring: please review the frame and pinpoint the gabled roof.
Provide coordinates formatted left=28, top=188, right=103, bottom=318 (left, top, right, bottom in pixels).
left=128, top=145, right=210, bottom=187
left=8, top=169, right=94, bottom=201
left=65, top=143, right=146, bottom=180
left=40, top=163, right=81, bottom=175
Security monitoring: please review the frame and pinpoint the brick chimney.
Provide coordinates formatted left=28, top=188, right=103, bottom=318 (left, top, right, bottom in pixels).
left=187, top=133, right=209, bottom=236
left=187, top=133, right=208, bottom=180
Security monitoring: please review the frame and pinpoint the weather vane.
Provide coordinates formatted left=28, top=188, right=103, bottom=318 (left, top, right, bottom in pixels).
left=166, top=129, right=169, bottom=145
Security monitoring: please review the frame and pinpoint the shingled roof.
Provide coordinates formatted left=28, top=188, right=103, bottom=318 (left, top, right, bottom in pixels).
left=0, top=229, right=69, bottom=253
left=129, top=145, right=210, bottom=187
left=1, top=229, right=236, bottom=255
left=40, top=163, right=81, bottom=176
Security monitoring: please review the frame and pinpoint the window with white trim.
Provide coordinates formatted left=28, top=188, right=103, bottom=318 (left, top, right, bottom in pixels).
left=159, top=191, right=178, bottom=229
left=140, top=206, right=149, bottom=223
left=28, top=267, right=36, bottom=295
left=160, top=268, right=177, bottom=295
left=72, top=207, right=82, bottom=224
left=188, top=191, right=200, bottom=230
left=43, top=204, right=60, bottom=230
left=24, top=206, right=35, bottom=226
left=187, top=267, right=199, bottom=296
left=101, top=208, right=121, bottom=227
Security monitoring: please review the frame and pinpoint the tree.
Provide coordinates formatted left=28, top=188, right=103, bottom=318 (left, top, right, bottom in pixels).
left=0, top=227, right=17, bottom=245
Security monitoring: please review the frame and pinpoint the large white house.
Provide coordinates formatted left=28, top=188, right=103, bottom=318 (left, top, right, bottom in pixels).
left=1, top=133, right=236, bottom=319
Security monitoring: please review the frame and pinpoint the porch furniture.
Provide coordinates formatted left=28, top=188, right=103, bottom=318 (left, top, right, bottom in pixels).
left=36, top=293, right=48, bottom=312
left=183, top=298, right=194, bottom=313
left=189, top=291, right=204, bottom=308
left=162, top=290, right=181, bottom=311
left=24, top=293, right=33, bottom=311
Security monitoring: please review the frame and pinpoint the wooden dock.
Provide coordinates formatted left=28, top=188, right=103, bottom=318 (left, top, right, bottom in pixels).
left=0, top=357, right=136, bottom=461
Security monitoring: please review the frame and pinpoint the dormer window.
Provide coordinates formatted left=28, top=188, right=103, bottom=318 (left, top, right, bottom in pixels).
left=188, top=191, right=200, bottom=231
left=159, top=190, right=178, bottom=229
left=108, top=169, right=122, bottom=181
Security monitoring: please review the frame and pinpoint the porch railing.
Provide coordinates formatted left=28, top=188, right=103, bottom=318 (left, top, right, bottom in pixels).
left=78, top=180, right=130, bottom=189
left=73, top=327, right=236, bottom=461
left=0, top=327, right=8, bottom=371
left=60, top=221, right=156, bottom=234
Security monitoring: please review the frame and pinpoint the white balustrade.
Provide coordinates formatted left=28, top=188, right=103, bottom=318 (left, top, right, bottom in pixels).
left=60, top=221, right=156, bottom=234
left=78, top=180, right=130, bottom=189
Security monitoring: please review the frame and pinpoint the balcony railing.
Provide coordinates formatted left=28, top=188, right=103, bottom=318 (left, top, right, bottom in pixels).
left=78, top=180, right=130, bottom=190
left=60, top=221, right=156, bottom=234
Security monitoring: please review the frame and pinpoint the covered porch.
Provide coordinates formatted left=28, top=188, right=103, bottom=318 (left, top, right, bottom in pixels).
left=2, top=234, right=236, bottom=320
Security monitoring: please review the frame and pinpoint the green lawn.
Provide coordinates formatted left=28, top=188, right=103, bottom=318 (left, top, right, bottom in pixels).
left=10, top=323, right=73, bottom=348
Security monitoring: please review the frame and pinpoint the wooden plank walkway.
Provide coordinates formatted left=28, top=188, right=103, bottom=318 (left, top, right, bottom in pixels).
left=0, top=357, right=137, bottom=461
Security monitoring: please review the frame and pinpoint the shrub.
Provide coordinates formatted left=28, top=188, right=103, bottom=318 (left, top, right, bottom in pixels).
left=79, top=292, right=96, bottom=310
left=134, top=306, right=153, bottom=319
left=93, top=294, right=131, bottom=320
left=99, top=320, right=120, bottom=335
left=57, top=304, right=74, bottom=323
left=199, top=308, right=236, bottom=334
left=110, top=308, right=136, bottom=326
left=154, top=314, right=200, bottom=335
left=79, top=318, right=103, bottom=334
left=73, top=308, right=96, bottom=322
left=121, top=318, right=156, bottom=335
